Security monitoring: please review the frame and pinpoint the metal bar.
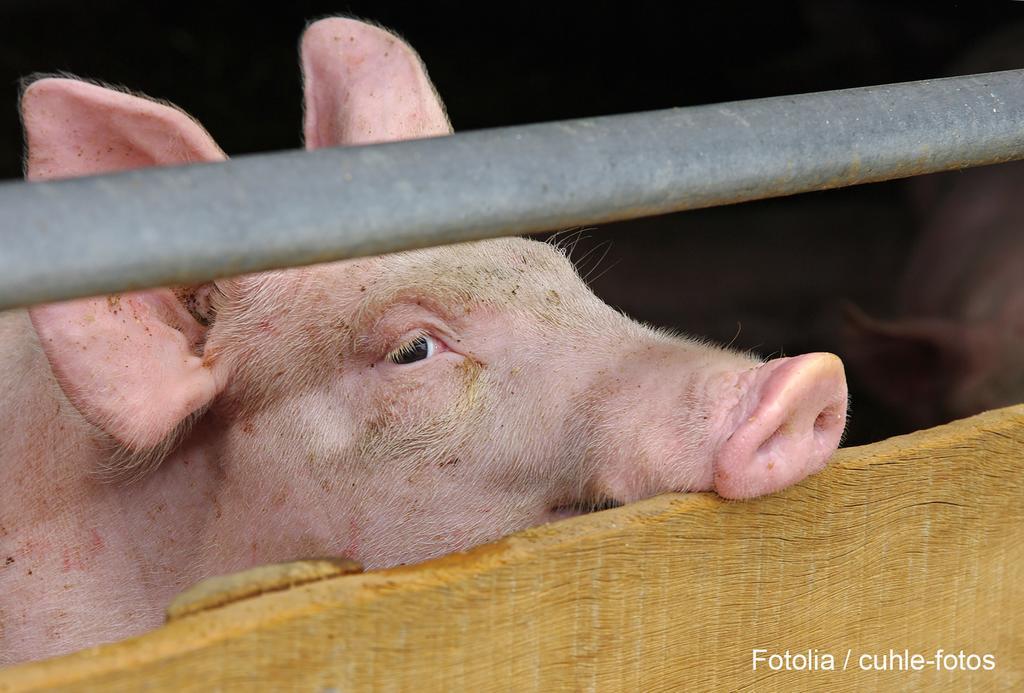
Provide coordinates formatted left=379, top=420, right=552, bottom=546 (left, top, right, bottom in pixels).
left=2, top=69, right=1024, bottom=310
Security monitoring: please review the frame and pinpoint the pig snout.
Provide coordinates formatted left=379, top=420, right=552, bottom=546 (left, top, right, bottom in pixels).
left=714, top=353, right=848, bottom=499
left=586, top=347, right=848, bottom=509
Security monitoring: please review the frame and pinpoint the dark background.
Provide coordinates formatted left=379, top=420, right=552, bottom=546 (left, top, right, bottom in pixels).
left=1, top=1, right=1021, bottom=444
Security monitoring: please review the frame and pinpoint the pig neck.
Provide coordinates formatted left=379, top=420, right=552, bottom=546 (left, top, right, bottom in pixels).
left=0, top=312, right=244, bottom=664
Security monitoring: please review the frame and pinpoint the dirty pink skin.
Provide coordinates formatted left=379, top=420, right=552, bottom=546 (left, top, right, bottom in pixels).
left=844, top=153, right=1024, bottom=427
left=0, top=18, right=848, bottom=665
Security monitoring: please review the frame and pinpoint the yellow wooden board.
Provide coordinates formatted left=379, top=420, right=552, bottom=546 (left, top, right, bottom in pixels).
left=2, top=405, right=1022, bottom=691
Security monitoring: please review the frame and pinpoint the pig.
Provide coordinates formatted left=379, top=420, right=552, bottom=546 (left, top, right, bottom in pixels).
left=842, top=162, right=1024, bottom=427
left=0, top=17, right=848, bottom=665
left=842, top=26, right=1024, bottom=428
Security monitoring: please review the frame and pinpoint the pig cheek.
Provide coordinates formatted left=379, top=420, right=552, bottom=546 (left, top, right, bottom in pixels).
left=355, top=357, right=480, bottom=465
left=361, top=363, right=504, bottom=502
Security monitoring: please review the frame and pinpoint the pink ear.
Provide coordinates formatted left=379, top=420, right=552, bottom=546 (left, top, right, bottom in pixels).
left=30, top=291, right=222, bottom=451
left=838, top=302, right=1000, bottom=424
left=22, top=79, right=226, bottom=453
left=21, top=77, right=225, bottom=181
left=300, top=18, right=452, bottom=148
left=841, top=303, right=970, bottom=399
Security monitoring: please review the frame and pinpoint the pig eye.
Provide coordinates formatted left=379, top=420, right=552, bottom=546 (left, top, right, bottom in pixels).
left=387, top=334, right=436, bottom=365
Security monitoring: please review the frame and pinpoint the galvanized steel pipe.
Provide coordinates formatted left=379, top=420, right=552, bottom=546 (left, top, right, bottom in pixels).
left=2, top=68, right=1024, bottom=310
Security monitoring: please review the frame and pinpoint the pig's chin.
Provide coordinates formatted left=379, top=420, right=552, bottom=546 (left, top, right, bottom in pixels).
left=545, top=498, right=625, bottom=522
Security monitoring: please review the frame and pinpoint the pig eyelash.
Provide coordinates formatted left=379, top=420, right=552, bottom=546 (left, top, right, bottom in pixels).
left=386, top=332, right=438, bottom=365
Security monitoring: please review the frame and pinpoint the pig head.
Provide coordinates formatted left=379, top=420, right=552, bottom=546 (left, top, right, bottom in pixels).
left=842, top=28, right=1024, bottom=428
left=842, top=165, right=1024, bottom=428
left=1, top=18, right=847, bottom=663
left=839, top=25, right=1024, bottom=427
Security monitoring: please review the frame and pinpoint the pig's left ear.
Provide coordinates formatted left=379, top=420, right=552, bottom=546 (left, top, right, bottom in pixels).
left=29, top=292, right=223, bottom=458
left=20, top=76, right=226, bottom=180
left=21, top=78, right=227, bottom=470
left=840, top=303, right=982, bottom=409
left=300, top=17, right=452, bottom=148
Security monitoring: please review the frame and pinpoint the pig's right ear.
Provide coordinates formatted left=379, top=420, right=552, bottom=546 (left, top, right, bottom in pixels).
left=21, top=78, right=228, bottom=461
left=20, top=76, right=225, bottom=180
left=300, top=17, right=452, bottom=147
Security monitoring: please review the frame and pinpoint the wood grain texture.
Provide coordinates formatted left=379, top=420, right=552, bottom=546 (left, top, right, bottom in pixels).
left=2, top=405, right=1022, bottom=692
left=165, top=557, right=362, bottom=621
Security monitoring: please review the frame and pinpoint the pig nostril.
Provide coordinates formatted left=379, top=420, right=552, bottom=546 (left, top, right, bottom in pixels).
left=756, top=424, right=785, bottom=456
left=758, top=407, right=836, bottom=458
left=814, top=405, right=839, bottom=435
left=814, top=409, right=830, bottom=433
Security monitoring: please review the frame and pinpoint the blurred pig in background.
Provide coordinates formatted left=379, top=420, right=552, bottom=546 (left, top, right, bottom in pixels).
left=843, top=23, right=1024, bottom=428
